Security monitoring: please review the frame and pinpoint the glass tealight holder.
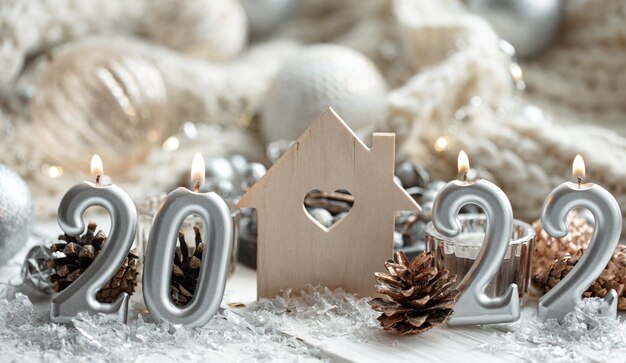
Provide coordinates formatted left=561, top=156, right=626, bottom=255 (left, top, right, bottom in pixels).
left=425, top=214, right=535, bottom=306
left=136, top=194, right=239, bottom=276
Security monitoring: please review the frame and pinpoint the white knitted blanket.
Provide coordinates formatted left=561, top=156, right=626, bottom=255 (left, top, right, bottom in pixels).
left=1, top=0, right=625, bottom=232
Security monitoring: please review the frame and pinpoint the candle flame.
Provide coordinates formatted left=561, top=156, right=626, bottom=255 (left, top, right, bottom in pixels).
left=573, top=154, right=585, bottom=179
left=191, top=153, right=205, bottom=188
left=91, top=154, right=103, bottom=177
left=458, top=150, right=470, bottom=175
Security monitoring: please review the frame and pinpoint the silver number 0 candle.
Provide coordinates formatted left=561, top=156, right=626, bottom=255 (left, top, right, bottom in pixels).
left=432, top=151, right=520, bottom=326
left=538, top=155, right=621, bottom=321
left=143, top=154, right=233, bottom=328
left=51, top=155, right=137, bottom=323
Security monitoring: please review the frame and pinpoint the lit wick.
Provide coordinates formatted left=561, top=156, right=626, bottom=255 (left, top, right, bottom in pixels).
left=91, top=154, right=103, bottom=187
left=191, top=153, right=206, bottom=193
left=573, top=154, right=585, bottom=188
left=458, top=150, right=470, bottom=183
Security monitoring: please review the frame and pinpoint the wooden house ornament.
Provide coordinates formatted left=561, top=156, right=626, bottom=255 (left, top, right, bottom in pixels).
left=238, top=108, right=420, bottom=298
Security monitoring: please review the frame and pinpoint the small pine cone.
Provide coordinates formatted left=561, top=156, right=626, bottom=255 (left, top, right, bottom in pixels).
left=532, top=211, right=593, bottom=278
left=534, top=245, right=626, bottom=310
left=369, top=251, right=460, bottom=335
left=48, top=222, right=138, bottom=303
left=170, top=226, right=205, bottom=307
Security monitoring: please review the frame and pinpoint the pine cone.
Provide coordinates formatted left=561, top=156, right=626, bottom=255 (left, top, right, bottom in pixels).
left=48, top=222, right=138, bottom=303
left=170, top=225, right=204, bottom=307
left=532, top=211, right=593, bottom=278
left=369, top=251, right=460, bottom=335
left=534, top=245, right=626, bottom=310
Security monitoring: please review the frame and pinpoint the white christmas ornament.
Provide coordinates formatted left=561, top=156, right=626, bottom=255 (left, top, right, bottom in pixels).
left=146, top=0, right=248, bottom=62
left=31, top=44, right=168, bottom=176
left=261, top=45, right=388, bottom=143
left=0, top=164, right=34, bottom=266
left=467, top=0, right=562, bottom=59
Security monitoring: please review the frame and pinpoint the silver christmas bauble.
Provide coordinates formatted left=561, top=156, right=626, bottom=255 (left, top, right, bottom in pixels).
left=261, top=44, right=388, bottom=143
left=240, top=0, right=297, bottom=39
left=20, top=243, right=55, bottom=296
left=146, top=0, right=248, bottom=62
left=0, top=164, right=34, bottom=266
left=197, top=155, right=267, bottom=202
left=307, top=208, right=334, bottom=228
left=467, top=0, right=562, bottom=59
left=395, top=161, right=430, bottom=188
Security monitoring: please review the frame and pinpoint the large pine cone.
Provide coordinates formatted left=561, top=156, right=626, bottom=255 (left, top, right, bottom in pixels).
left=532, top=211, right=593, bottom=278
left=534, top=245, right=626, bottom=310
left=48, top=222, right=138, bottom=303
left=369, top=251, right=460, bottom=335
left=170, top=226, right=204, bottom=307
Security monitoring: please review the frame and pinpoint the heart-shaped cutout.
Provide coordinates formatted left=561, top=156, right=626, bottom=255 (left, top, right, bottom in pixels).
left=303, top=189, right=354, bottom=231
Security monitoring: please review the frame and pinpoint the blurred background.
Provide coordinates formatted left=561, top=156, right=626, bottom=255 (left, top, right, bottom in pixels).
left=1, top=0, right=626, bottom=262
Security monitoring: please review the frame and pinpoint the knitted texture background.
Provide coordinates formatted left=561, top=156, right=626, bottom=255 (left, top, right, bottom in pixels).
left=0, top=0, right=625, bottom=231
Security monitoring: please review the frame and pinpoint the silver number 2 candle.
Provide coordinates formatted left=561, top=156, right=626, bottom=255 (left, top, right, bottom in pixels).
left=143, top=154, right=233, bottom=328
left=538, top=155, right=621, bottom=321
left=432, top=151, right=520, bottom=326
left=51, top=155, right=137, bottom=323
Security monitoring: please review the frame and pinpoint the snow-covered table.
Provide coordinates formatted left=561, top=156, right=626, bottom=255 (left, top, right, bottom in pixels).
left=1, top=220, right=624, bottom=362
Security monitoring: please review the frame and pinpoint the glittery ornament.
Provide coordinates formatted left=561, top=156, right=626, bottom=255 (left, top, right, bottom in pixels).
left=0, top=164, right=34, bottom=266
left=395, top=161, right=430, bottom=189
left=196, top=154, right=267, bottom=204
left=467, top=0, right=562, bottom=59
left=31, top=44, right=168, bottom=176
left=146, top=0, right=248, bottom=62
left=261, top=44, right=388, bottom=142
left=20, top=243, right=55, bottom=295
left=241, top=0, right=297, bottom=40
left=306, top=208, right=334, bottom=229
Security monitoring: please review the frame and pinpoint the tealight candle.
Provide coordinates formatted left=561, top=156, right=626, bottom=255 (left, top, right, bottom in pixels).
left=538, top=155, right=621, bottom=321
left=143, top=153, right=233, bottom=328
left=432, top=151, right=520, bottom=326
left=51, top=155, right=137, bottom=323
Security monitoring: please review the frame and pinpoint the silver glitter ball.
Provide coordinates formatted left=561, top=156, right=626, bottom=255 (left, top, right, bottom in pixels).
left=229, top=154, right=250, bottom=176
left=393, top=231, right=404, bottom=249
left=333, top=211, right=349, bottom=224
left=419, top=200, right=434, bottom=222
left=205, top=157, right=237, bottom=182
left=261, top=44, right=388, bottom=142
left=266, top=140, right=292, bottom=164
left=20, top=243, right=55, bottom=295
left=468, top=0, right=562, bottom=58
left=460, top=204, right=482, bottom=214
left=239, top=208, right=258, bottom=241
left=243, top=162, right=267, bottom=190
left=212, top=179, right=237, bottom=198
left=307, top=208, right=334, bottom=228
left=426, top=180, right=447, bottom=192
left=0, top=164, right=34, bottom=266
left=422, top=189, right=440, bottom=203
left=395, top=161, right=430, bottom=188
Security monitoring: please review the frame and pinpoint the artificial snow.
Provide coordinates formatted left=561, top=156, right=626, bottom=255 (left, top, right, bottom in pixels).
left=479, top=298, right=626, bottom=362
left=2, top=286, right=626, bottom=362
left=0, top=286, right=379, bottom=362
